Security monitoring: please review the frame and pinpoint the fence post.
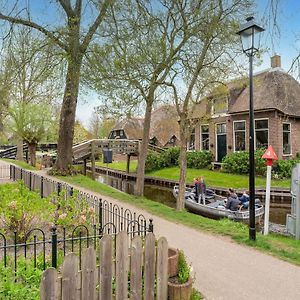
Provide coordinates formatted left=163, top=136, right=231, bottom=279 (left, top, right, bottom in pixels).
left=13, top=165, right=15, bottom=181
left=40, top=176, right=44, bottom=198
left=57, top=182, right=61, bottom=196
left=149, top=219, right=154, bottom=233
left=51, top=226, right=57, bottom=268
left=99, top=198, right=103, bottom=226
left=69, top=187, right=73, bottom=196
left=29, top=172, right=32, bottom=191
left=9, top=165, right=12, bottom=180
left=20, top=168, right=23, bottom=180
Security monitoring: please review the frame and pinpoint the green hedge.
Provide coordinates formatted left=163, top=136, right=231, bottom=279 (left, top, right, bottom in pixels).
left=145, top=148, right=213, bottom=172
left=222, top=149, right=266, bottom=176
left=222, top=149, right=300, bottom=178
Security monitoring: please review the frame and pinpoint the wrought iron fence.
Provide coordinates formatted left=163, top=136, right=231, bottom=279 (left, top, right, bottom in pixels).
left=0, top=165, right=154, bottom=274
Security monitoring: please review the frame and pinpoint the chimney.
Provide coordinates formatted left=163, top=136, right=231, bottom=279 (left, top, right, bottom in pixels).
left=271, top=55, right=281, bottom=68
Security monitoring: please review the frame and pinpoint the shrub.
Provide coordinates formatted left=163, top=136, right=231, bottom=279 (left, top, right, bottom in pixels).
left=0, top=181, right=54, bottom=242
left=160, top=147, right=180, bottom=168
left=177, top=250, right=190, bottom=284
left=273, top=158, right=300, bottom=179
left=222, top=151, right=249, bottom=174
left=145, top=151, right=162, bottom=172
left=222, top=149, right=266, bottom=175
left=186, top=151, right=213, bottom=169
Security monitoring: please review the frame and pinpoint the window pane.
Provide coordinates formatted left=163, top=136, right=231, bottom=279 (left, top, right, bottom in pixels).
left=201, top=125, right=209, bottom=133
left=283, top=131, right=291, bottom=155
left=201, top=133, right=209, bottom=150
left=256, top=131, right=268, bottom=148
left=234, top=121, right=245, bottom=131
left=283, top=123, right=290, bottom=131
left=255, top=120, right=268, bottom=129
left=235, top=132, right=246, bottom=151
left=217, top=124, right=226, bottom=134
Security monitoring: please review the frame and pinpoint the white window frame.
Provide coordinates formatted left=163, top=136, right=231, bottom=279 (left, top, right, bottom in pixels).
left=200, top=124, right=209, bottom=151
left=282, top=122, right=292, bottom=156
left=233, top=120, right=246, bottom=152
left=254, top=118, right=269, bottom=150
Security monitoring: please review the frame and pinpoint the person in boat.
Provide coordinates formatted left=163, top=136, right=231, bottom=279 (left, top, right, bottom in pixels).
left=197, top=176, right=206, bottom=204
left=225, top=188, right=240, bottom=211
left=194, top=177, right=199, bottom=199
left=239, top=191, right=250, bottom=209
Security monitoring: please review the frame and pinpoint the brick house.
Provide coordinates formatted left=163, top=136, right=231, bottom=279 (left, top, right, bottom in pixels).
left=108, top=105, right=180, bottom=148
left=190, top=55, right=300, bottom=162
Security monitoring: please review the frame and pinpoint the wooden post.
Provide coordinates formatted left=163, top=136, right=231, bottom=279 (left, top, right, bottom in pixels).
left=126, top=154, right=131, bottom=174
left=83, top=159, right=87, bottom=176
left=91, top=141, right=96, bottom=180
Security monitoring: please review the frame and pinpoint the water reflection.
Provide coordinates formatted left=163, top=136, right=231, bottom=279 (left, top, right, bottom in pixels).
left=94, top=172, right=290, bottom=225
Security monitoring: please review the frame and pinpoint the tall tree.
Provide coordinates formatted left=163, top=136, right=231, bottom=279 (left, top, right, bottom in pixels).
left=164, top=1, right=252, bottom=209
left=0, top=0, right=112, bottom=174
left=85, top=0, right=210, bottom=195
left=1, top=27, right=61, bottom=160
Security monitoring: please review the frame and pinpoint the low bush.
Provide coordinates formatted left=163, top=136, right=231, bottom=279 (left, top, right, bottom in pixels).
left=160, top=147, right=180, bottom=168
left=177, top=250, right=190, bottom=284
left=222, top=149, right=266, bottom=175
left=145, top=151, right=162, bottom=172
left=273, top=158, right=300, bottom=179
left=186, top=151, right=213, bottom=169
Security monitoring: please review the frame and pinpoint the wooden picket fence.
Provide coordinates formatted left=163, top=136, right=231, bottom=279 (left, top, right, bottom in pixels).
left=40, top=231, right=168, bottom=300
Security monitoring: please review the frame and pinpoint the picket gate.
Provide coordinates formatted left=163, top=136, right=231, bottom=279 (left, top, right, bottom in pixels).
left=40, top=231, right=168, bottom=300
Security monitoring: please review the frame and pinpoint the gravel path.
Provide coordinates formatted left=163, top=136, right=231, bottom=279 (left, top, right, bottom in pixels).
left=1, top=160, right=300, bottom=300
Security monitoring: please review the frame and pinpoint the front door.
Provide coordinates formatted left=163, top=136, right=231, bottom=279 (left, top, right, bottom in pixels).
left=216, top=123, right=227, bottom=162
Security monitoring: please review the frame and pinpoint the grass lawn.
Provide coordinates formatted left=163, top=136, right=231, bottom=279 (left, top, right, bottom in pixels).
left=96, top=160, right=291, bottom=189
left=0, top=158, right=38, bottom=170
left=58, top=174, right=300, bottom=266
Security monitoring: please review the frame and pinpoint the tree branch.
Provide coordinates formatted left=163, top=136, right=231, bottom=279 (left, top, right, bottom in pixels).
left=58, top=0, right=74, bottom=16
left=80, top=0, right=112, bottom=54
left=0, top=13, right=68, bottom=51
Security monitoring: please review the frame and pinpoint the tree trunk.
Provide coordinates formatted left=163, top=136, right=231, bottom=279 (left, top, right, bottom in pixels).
left=16, top=138, right=23, bottom=161
left=54, top=58, right=82, bottom=174
left=135, top=98, right=153, bottom=196
left=177, top=117, right=189, bottom=211
left=28, top=142, right=37, bottom=167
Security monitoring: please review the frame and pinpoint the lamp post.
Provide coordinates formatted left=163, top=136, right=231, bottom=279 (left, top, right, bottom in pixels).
left=237, top=17, right=264, bottom=241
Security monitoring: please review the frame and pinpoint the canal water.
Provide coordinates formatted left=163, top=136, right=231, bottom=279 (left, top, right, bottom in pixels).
left=94, top=173, right=290, bottom=225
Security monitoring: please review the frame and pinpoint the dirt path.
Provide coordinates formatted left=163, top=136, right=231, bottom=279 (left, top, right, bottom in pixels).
left=2, top=160, right=300, bottom=299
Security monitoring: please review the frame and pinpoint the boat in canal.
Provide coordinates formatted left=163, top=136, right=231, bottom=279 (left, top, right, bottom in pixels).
left=172, top=185, right=264, bottom=223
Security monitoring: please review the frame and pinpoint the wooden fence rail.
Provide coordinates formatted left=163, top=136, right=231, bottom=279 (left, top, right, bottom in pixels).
left=40, top=231, right=168, bottom=300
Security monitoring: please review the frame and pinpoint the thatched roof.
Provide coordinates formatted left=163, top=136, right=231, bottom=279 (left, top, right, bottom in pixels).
left=229, top=69, right=300, bottom=116
left=192, top=68, right=300, bottom=118
left=149, top=105, right=180, bottom=146
left=112, top=117, right=144, bottom=140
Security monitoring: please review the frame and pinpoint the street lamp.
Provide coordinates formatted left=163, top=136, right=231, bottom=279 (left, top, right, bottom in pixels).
left=237, top=17, right=264, bottom=241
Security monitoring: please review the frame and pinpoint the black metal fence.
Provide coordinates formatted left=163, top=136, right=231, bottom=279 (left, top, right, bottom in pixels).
left=0, top=165, right=153, bottom=273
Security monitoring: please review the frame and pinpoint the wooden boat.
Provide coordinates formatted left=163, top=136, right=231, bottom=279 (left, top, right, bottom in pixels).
left=173, top=185, right=264, bottom=223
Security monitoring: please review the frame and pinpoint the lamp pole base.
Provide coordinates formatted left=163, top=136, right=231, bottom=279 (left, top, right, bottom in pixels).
left=249, top=227, right=256, bottom=241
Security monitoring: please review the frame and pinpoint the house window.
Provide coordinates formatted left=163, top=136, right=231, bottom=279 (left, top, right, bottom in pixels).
left=200, top=125, right=209, bottom=151
left=283, top=123, right=291, bottom=155
left=233, top=121, right=246, bottom=151
left=255, top=119, right=268, bottom=149
left=212, top=96, right=228, bottom=115
left=189, top=128, right=195, bottom=150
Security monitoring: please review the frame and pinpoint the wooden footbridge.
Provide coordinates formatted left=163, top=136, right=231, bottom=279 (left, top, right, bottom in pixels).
left=72, top=139, right=164, bottom=175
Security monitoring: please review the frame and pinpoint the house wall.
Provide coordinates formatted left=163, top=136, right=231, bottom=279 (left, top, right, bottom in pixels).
left=195, top=110, right=300, bottom=161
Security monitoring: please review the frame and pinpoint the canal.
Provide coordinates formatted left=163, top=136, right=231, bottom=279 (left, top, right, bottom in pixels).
left=93, top=172, right=291, bottom=225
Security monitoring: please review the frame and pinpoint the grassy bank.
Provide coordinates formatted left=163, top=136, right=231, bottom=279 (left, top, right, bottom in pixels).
left=96, top=161, right=291, bottom=189
left=58, top=174, right=300, bottom=266
left=0, top=158, right=37, bottom=170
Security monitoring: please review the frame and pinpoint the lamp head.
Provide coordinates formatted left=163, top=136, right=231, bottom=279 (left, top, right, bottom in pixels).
left=237, top=17, right=265, bottom=56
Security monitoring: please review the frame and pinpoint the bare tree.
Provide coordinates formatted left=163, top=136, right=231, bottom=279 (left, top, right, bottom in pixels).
left=0, top=0, right=112, bottom=174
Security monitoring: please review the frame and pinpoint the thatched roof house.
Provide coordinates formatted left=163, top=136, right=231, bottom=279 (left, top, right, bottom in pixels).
left=108, top=105, right=180, bottom=148
left=192, top=55, right=300, bottom=161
